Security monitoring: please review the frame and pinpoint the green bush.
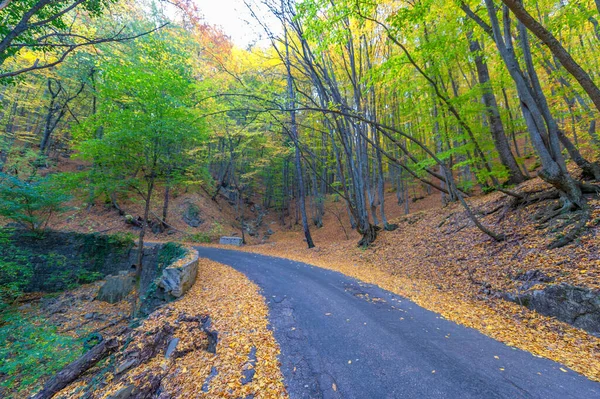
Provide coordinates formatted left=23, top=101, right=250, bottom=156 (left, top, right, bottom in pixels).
left=0, top=174, right=70, bottom=233
left=186, top=222, right=225, bottom=243
left=158, top=242, right=187, bottom=270
left=186, top=232, right=212, bottom=243
left=43, top=254, right=103, bottom=291
left=106, top=231, right=136, bottom=248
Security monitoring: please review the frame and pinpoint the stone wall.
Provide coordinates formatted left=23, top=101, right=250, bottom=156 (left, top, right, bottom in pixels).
left=158, top=250, right=199, bottom=298
left=6, top=230, right=155, bottom=292
left=140, top=248, right=199, bottom=315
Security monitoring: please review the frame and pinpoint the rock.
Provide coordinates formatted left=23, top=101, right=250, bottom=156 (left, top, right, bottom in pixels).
left=107, top=384, right=135, bottom=399
left=513, top=269, right=553, bottom=291
left=182, top=202, right=203, bottom=227
left=205, top=329, right=218, bottom=354
left=506, top=284, right=600, bottom=335
left=115, top=358, right=138, bottom=375
left=151, top=222, right=163, bottom=234
left=241, top=346, right=257, bottom=385
left=96, top=274, right=135, bottom=304
left=265, top=229, right=274, bottom=236
left=202, top=367, right=218, bottom=392
left=157, top=252, right=199, bottom=298
left=219, top=236, right=243, bottom=246
left=165, top=338, right=180, bottom=359
left=200, top=315, right=218, bottom=354
left=84, top=312, right=96, bottom=320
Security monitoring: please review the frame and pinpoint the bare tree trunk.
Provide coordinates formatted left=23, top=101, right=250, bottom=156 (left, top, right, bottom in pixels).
left=132, top=174, right=155, bottom=318
left=283, top=8, right=314, bottom=248
left=500, top=0, right=600, bottom=114
left=469, top=33, right=525, bottom=184
left=516, top=20, right=600, bottom=180
left=162, top=183, right=170, bottom=229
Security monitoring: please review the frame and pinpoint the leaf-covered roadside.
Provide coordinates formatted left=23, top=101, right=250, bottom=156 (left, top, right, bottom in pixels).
left=55, top=259, right=287, bottom=399
left=229, top=180, right=600, bottom=382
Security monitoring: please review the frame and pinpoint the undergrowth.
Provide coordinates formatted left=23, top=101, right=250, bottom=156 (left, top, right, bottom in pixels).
left=0, top=310, right=83, bottom=398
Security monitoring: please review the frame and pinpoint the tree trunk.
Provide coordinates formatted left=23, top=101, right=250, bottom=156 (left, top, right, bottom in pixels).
left=30, top=338, right=119, bottom=399
left=469, top=34, right=525, bottom=184
left=500, top=0, right=600, bottom=114
left=283, top=9, right=314, bottom=248
left=162, top=180, right=170, bottom=229
left=132, top=175, right=155, bottom=318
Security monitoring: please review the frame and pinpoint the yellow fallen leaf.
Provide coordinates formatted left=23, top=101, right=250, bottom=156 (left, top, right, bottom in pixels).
left=560, top=368, right=568, bottom=373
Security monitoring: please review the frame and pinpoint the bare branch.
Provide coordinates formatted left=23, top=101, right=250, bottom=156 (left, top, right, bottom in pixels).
left=0, top=23, right=168, bottom=80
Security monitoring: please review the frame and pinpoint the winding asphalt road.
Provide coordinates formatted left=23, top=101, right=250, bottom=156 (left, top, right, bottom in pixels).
left=196, top=247, right=600, bottom=399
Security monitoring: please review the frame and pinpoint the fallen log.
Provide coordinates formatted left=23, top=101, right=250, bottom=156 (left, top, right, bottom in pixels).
left=30, top=337, right=119, bottom=399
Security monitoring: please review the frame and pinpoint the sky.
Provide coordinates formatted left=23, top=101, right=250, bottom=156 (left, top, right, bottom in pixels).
left=193, top=0, right=277, bottom=48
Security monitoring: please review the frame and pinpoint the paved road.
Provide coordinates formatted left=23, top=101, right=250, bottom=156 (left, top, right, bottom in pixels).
left=196, top=247, right=600, bottom=399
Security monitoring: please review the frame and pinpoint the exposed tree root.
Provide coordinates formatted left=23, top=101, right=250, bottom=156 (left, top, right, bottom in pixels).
left=384, top=223, right=399, bottom=232
left=358, top=224, right=381, bottom=248
left=500, top=181, right=599, bottom=248
left=548, top=206, right=591, bottom=249
left=580, top=182, right=600, bottom=194
left=535, top=202, right=573, bottom=225
left=509, top=189, right=560, bottom=208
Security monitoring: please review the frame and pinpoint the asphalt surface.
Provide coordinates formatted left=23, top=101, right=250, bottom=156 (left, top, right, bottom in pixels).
left=196, top=247, right=600, bottom=399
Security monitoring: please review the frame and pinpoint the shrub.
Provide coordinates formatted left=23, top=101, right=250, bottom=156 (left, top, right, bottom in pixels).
left=0, top=174, right=70, bottom=233
left=186, top=222, right=225, bottom=243
left=158, top=242, right=187, bottom=270
left=186, top=232, right=211, bottom=243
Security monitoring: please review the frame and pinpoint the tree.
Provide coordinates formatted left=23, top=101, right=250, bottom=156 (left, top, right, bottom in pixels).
left=499, top=0, right=600, bottom=114
left=0, top=172, right=70, bottom=233
left=0, top=0, right=164, bottom=79
left=76, top=28, right=206, bottom=315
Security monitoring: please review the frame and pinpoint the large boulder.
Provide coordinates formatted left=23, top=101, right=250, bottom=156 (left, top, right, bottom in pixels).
left=97, top=272, right=135, bottom=304
left=182, top=202, right=203, bottom=228
left=506, top=284, right=600, bottom=335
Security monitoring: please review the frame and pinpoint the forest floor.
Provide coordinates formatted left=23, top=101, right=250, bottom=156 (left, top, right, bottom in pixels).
left=3, top=260, right=287, bottom=399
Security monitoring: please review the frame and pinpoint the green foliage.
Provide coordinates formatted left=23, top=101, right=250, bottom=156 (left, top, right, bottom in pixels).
left=0, top=173, right=70, bottom=232
left=74, top=28, right=207, bottom=226
left=0, top=230, right=32, bottom=310
left=0, top=311, right=83, bottom=397
left=186, top=232, right=212, bottom=243
left=43, top=254, right=102, bottom=291
left=106, top=231, right=136, bottom=248
left=0, top=0, right=117, bottom=64
left=186, top=222, right=225, bottom=243
left=158, top=242, right=188, bottom=270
